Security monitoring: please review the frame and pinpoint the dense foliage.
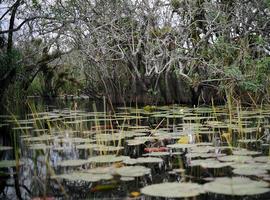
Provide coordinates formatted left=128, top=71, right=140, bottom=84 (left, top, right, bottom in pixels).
left=1, top=0, right=270, bottom=105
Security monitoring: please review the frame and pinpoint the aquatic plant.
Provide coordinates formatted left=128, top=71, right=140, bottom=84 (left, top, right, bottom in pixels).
left=141, top=182, right=204, bottom=198
left=204, top=177, right=270, bottom=196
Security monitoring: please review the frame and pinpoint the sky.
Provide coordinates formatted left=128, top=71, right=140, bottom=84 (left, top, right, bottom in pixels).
left=0, top=3, right=11, bottom=31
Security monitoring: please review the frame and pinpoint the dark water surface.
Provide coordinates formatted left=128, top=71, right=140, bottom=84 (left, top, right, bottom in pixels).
left=0, top=98, right=269, bottom=200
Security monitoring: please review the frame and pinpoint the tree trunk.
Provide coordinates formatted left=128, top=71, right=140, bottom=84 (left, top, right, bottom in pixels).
left=0, top=0, right=21, bottom=102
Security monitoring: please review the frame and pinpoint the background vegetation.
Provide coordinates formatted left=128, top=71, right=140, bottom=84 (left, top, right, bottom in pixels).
left=1, top=0, right=270, bottom=106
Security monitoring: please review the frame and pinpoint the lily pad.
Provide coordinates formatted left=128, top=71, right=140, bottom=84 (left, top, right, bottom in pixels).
left=94, top=146, right=124, bottom=152
left=190, top=146, right=215, bottom=153
left=88, top=155, right=126, bottom=163
left=143, top=152, right=170, bottom=157
left=95, top=134, right=124, bottom=141
left=122, top=157, right=138, bottom=165
left=24, top=135, right=55, bottom=142
left=126, top=139, right=145, bottom=146
left=76, top=144, right=100, bottom=150
left=0, top=160, right=23, bottom=168
left=119, top=131, right=147, bottom=138
left=254, top=156, right=270, bottom=163
left=0, top=146, right=13, bottom=151
left=233, top=167, right=267, bottom=176
left=167, top=143, right=196, bottom=149
left=136, top=157, right=163, bottom=164
left=168, top=168, right=185, bottom=174
left=115, top=166, right=151, bottom=177
left=218, top=155, right=253, bottom=163
left=141, top=182, right=204, bottom=198
left=190, top=159, right=232, bottom=168
left=28, top=144, right=51, bottom=150
left=86, top=166, right=115, bottom=174
left=230, top=162, right=270, bottom=171
left=58, top=159, right=89, bottom=167
left=238, top=139, right=262, bottom=144
left=53, top=172, right=112, bottom=182
left=186, top=153, right=225, bottom=159
left=12, top=126, right=33, bottom=130
left=232, top=149, right=261, bottom=156
left=195, top=142, right=214, bottom=146
left=203, top=177, right=270, bottom=196
left=120, top=176, right=135, bottom=181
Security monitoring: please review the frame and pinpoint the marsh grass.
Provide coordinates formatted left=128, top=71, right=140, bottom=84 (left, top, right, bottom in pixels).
left=2, top=98, right=270, bottom=199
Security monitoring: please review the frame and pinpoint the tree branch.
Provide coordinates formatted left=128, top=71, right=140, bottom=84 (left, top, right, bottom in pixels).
left=0, top=16, right=40, bottom=35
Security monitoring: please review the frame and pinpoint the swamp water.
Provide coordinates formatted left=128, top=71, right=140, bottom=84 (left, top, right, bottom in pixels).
left=0, top=99, right=269, bottom=200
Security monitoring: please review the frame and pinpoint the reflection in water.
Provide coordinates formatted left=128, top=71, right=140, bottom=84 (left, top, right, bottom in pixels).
left=0, top=98, right=269, bottom=199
